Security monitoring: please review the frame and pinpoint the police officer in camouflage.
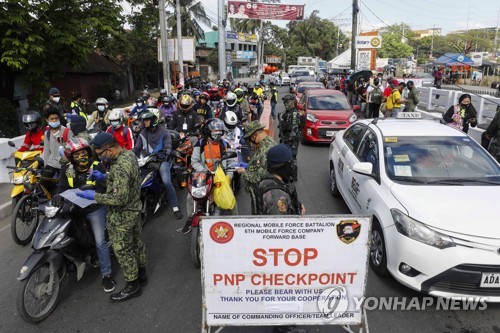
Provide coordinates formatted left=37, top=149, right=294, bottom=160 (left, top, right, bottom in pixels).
left=235, top=121, right=276, bottom=202
left=77, top=132, right=147, bottom=302
left=279, top=94, right=302, bottom=181
left=404, top=81, right=420, bottom=112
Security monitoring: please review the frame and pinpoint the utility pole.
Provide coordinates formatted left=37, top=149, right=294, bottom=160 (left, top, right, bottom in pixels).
left=465, top=0, right=471, bottom=53
left=350, top=0, right=359, bottom=70
left=217, top=0, right=226, bottom=79
left=430, top=24, right=435, bottom=59
left=176, top=0, right=184, bottom=87
left=159, top=0, right=171, bottom=95
left=494, top=7, right=500, bottom=60
left=335, top=28, right=340, bottom=57
left=258, top=20, right=264, bottom=75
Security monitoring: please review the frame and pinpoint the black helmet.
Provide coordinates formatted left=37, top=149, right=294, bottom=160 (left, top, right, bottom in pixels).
left=22, top=112, right=42, bottom=132
left=207, top=118, right=225, bottom=142
left=140, top=109, right=159, bottom=127
left=136, top=97, right=145, bottom=105
left=163, top=96, right=174, bottom=105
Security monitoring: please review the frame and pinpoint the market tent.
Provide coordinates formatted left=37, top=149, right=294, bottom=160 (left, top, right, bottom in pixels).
left=434, top=53, right=474, bottom=67
left=327, top=49, right=351, bottom=69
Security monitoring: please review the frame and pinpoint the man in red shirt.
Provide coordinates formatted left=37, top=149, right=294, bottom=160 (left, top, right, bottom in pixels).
left=106, top=109, right=134, bottom=150
left=18, top=112, right=44, bottom=152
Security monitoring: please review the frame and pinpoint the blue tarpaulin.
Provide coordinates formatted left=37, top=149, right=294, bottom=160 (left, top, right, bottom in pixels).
left=434, top=53, right=474, bottom=66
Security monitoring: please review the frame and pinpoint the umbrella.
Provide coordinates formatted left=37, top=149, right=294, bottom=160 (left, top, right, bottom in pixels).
left=349, top=70, right=373, bottom=82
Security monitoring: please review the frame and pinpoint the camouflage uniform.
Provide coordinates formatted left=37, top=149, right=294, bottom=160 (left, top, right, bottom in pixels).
left=256, top=174, right=300, bottom=215
left=243, top=135, right=276, bottom=193
left=280, top=95, right=302, bottom=181
left=486, top=110, right=500, bottom=162
left=94, top=149, right=146, bottom=282
left=405, top=88, right=420, bottom=112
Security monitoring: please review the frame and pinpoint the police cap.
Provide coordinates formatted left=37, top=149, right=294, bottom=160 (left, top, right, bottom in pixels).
left=91, top=132, right=114, bottom=149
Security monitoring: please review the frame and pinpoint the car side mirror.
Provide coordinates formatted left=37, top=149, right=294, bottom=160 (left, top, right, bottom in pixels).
left=352, top=162, right=373, bottom=176
left=353, top=105, right=360, bottom=111
left=8, top=141, right=16, bottom=148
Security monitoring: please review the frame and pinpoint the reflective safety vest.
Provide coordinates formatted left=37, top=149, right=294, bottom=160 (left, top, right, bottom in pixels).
left=67, top=161, right=100, bottom=188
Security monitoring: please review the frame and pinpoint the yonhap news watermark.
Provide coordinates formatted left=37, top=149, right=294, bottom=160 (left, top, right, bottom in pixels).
left=317, top=286, right=488, bottom=319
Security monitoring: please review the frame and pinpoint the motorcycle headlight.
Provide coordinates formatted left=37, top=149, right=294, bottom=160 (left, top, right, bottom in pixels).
left=306, top=113, right=318, bottom=123
left=191, top=185, right=208, bottom=199
left=141, top=172, right=154, bottom=186
left=51, top=232, right=66, bottom=247
left=45, top=205, right=60, bottom=218
left=12, top=175, right=24, bottom=185
left=349, top=114, right=358, bottom=123
left=391, top=209, right=455, bottom=249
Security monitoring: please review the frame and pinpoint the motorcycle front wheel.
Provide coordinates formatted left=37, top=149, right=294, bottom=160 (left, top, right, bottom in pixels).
left=17, top=263, right=61, bottom=323
left=11, top=194, right=39, bottom=245
left=190, top=226, right=201, bottom=268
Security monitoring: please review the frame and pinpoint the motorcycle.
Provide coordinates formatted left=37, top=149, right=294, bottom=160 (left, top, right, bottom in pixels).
left=137, top=152, right=166, bottom=226
left=169, top=126, right=200, bottom=188
left=16, top=188, right=101, bottom=323
left=7, top=141, right=44, bottom=210
left=188, top=150, right=237, bottom=268
left=223, top=126, right=249, bottom=193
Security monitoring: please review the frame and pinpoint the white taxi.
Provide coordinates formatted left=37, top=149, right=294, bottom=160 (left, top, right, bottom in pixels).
left=328, top=112, right=500, bottom=301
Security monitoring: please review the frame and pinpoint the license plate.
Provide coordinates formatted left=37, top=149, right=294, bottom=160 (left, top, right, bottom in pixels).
left=480, top=273, right=500, bottom=288
left=326, top=131, right=335, bottom=137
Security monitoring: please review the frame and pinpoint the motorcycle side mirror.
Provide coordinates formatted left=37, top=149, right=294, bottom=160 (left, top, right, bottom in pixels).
left=222, top=150, right=237, bottom=160
left=8, top=141, right=16, bottom=148
left=35, top=156, right=45, bottom=167
left=39, top=140, right=44, bottom=146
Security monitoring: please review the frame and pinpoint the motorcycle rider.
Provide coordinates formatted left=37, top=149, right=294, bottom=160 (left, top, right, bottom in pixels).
left=170, top=95, right=198, bottom=137
left=234, top=88, right=251, bottom=122
left=106, top=109, right=134, bottom=150
left=86, top=97, right=110, bottom=131
left=219, top=91, right=244, bottom=124
left=179, top=118, right=237, bottom=234
left=159, top=96, right=177, bottom=120
left=129, top=97, right=149, bottom=118
left=222, top=111, right=244, bottom=149
left=133, top=109, right=183, bottom=219
left=17, top=112, right=44, bottom=153
left=193, top=92, right=213, bottom=123
left=78, top=132, right=147, bottom=302
left=252, top=82, right=265, bottom=118
left=156, top=89, right=168, bottom=108
left=42, top=87, right=67, bottom=126
left=70, top=91, right=87, bottom=121
left=270, top=82, right=278, bottom=120
left=54, top=138, right=116, bottom=292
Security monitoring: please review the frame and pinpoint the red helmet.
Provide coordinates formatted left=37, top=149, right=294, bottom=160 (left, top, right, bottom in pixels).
left=176, top=84, right=183, bottom=89
left=64, top=137, right=92, bottom=162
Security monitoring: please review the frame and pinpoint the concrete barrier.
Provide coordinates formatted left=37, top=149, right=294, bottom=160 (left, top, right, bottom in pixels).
left=0, top=136, right=25, bottom=183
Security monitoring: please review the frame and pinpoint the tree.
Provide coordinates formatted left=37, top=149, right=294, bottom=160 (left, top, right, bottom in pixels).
left=378, top=23, right=414, bottom=59
left=166, top=0, right=211, bottom=38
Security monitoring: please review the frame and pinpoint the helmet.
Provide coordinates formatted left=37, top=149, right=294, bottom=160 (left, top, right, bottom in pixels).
left=179, top=94, right=193, bottom=112
left=108, top=108, right=124, bottom=129
left=254, top=82, right=260, bottom=87
left=160, top=89, right=167, bottom=95
left=225, top=92, right=237, bottom=107
left=22, top=112, right=42, bottom=132
left=207, top=118, right=225, bottom=142
left=141, top=90, right=150, bottom=99
left=223, top=111, right=238, bottom=130
left=95, top=97, right=108, bottom=106
left=234, top=88, right=244, bottom=102
left=163, top=96, right=174, bottom=105
left=135, top=97, right=145, bottom=105
left=193, top=90, right=202, bottom=98
left=176, top=84, right=183, bottom=90
left=63, top=137, right=92, bottom=164
left=140, top=109, right=159, bottom=127
left=199, top=92, right=209, bottom=102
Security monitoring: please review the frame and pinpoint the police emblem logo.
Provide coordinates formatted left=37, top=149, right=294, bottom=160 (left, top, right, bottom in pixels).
left=336, top=220, right=361, bottom=244
left=277, top=198, right=287, bottom=213
left=209, top=221, right=234, bottom=244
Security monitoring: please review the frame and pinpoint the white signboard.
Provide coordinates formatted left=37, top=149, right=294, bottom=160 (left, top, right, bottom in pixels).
left=201, top=215, right=371, bottom=327
left=357, top=51, right=371, bottom=70
left=469, top=52, right=483, bottom=66
left=157, top=37, right=196, bottom=62
left=355, top=35, right=382, bottom=49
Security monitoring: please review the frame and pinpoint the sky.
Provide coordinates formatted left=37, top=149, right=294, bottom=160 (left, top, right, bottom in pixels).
left=197, top=0, right=500, bottom=35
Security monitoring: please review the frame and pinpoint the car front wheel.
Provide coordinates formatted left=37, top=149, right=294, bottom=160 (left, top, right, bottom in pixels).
left=370, top=221, right=390, bottom=276
left=329, top=164, right=341, bottom=197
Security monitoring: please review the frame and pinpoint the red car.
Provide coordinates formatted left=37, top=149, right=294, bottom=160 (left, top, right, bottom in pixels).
left=295, top=81, right=325, bottom=102
left=298, top=89, right=358, bottom=143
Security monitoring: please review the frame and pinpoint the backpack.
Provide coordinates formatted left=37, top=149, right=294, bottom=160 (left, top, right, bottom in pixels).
left=385, top=89, right=396, bottom=111
left=371, top=86, right=382, bottom=104
left=45, top=126, right=70, bottom=143
left=109, top=125, right=130, bottom=141
left=252, top=175, right=300, bottom=215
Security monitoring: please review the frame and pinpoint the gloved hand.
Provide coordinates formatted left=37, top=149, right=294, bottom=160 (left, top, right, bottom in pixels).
left=77, top=190, right=95, bottom=200
left=232, top=162, right=248, bottom=169
left=88, top=170, right=106, bottom=182
left=52, top=194, right=63, bottom=207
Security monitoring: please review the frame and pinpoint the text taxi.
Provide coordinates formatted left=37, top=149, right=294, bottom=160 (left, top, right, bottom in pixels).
left=328, top=112, right=500, bottom=301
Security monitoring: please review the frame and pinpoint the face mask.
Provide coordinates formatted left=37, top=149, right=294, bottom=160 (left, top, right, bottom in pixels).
left=273, top=163, right=293, bottom=183
left=460, top=103, right=469, bottom=109
left=137, top=102, right=143, bottom=107
left=110, top=120, right=121, bottom=128
left=74, top=156, right=89, bottom=172
left=48, top=121, right=60, bottom=128
left=53, top=97, right=60, bottom=103
left=97, top=105, right=106, bottom=112
left=98, top=151, right=112, bottom=163
left=210, top=131, right=223, bottom=141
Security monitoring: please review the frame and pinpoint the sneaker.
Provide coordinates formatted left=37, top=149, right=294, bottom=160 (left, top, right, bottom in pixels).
left=103, top=275, right=116, bottom=293
left=174, top=210, right=183, bottom=219
left=176, top=225, right=192, bottom=234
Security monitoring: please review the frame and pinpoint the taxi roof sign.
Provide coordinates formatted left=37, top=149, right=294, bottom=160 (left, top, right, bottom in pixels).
left=396, top=112, right=422, bottom=119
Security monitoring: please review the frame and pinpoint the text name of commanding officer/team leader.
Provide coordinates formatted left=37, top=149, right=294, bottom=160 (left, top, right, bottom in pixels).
left=234, top=222, right=335, bottom=228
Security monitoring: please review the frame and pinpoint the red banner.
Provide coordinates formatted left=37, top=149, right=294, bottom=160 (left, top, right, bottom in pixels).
left=227, top=1, right=304, bottom=21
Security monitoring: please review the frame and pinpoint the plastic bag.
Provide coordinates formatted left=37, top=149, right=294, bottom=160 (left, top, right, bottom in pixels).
left=213, top=165, right=236, bottom=210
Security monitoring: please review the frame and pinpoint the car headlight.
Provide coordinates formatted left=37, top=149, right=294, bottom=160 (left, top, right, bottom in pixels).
left=391, top=209, right=455, bottom=249
left=306, top=113, right=318, bottom=123
left=191, top=185, right=208, bottom=199
left=349, top=114, right=358, bottom=123
left=12, top=175, right=24, bottom=185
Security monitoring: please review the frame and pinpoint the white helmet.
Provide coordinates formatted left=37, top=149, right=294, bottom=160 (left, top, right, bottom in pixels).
left=108, top=108, right=124, bottom=129
left=95, top=97, right=108, bottom=105
left=225, top=92, right=237, bottom=107
left=224, top=111, right=238, bottom=130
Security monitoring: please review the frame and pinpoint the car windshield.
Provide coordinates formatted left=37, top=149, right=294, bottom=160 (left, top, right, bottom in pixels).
left=297, top=84, right=324, bottom=93
left=292, top=71, right=310, bottom=77
left=307, top=95, right=351, bottom=110
left=384, top=136, right=500, bottom=185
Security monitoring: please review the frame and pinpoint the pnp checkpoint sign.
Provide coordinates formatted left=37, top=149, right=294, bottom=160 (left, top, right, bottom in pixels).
left=201, top=215, right=371, bottom=327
